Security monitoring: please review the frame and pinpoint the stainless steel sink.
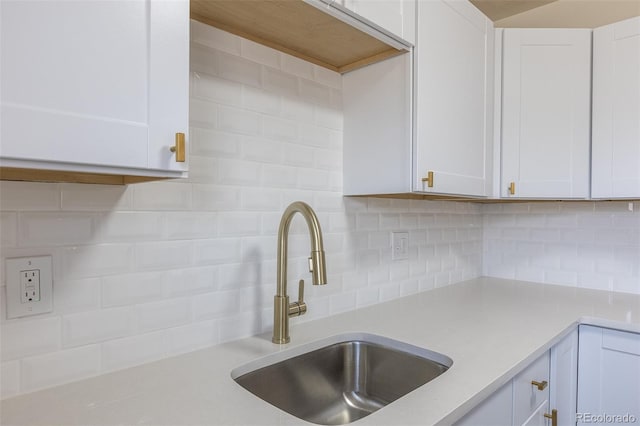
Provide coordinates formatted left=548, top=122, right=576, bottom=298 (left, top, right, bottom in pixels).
left=231, top=333, right=452, bottom=425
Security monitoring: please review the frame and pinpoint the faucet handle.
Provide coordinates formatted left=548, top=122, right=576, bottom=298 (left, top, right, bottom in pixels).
left=288, top=279, right=307, bottom=317
left=298, top=279, right=305, bottom=304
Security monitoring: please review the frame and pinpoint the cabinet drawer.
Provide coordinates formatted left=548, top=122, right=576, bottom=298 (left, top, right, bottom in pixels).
left=513, top=352, right=550, bottom=425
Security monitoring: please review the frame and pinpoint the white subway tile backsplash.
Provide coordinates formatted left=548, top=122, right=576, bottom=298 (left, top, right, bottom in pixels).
left=194, top=238, right=241, bottom=265
left=132, top=182, right=192, bottom=211
left=190, top=127, right=241, bottom=158
left=240, top=188, right=283, bottom=211
left=217, top=51, right=263, bottom=88
left=187, top=156, right=219, bottom=184
left=0, top=182, right=60, bottom=211
left=243, top=85, right=281, bottom=115
left=136, top=298, right=191, bottom=333
left=101, top=331, right=168, bottom=372
left=0, top=212, right=17, bottom=247
left=102, top=272, right=166, bottom=307
left=192, top=185, right=241, bottom=211
left=192, top=72, right=243, bottom=107
left=54, top=278, right=101, bottom=314
left=60, top=184, right=131, bottom=211
left=217, top=159, right=262, bottom=185
left=300, top=79, right=332, bottom=105
left=281, top=54, right=314, bottom=80
left=240, top=38, right=280, bottom=69
left=261, top=115, right=298, bottom=142
left=218, top=105, right=261, bottom=136
left=21, top=345, right=101, bottom=393
left=281, top=96, right=315, bottom=123
left=135, top=241, right=193, bottom=271
left=263, top=67, right=299, bottom=97
left=0, top=361, right=20, bottom=399
left=313, top=65, right=342, bottom=90
left=165, top=212, right=218, bottom=240
left=241, top=136, right=284, bottom=164
left=164, top=267, right=217, bottom=297
left=192, top=290, right=238, bottom=320
left=167, top=320, right=219, bottom=355
left=191, top=20, right=241, bottom=55
left=62, top=307, right=133, bottom=348
left=1, top=318, right=61, bottom=361
left=96, top=212, right=164, bottom=242
left=189, top=98, right=218, bottom=128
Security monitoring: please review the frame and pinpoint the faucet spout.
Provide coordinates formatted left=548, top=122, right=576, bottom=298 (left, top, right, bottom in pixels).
left=273, top=201, right=327, bottom=344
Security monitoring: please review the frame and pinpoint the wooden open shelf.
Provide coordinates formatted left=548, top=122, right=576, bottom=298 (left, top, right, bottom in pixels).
left=190, top=0, right=408, bottom=73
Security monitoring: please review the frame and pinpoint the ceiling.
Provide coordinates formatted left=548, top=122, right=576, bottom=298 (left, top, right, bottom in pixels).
left=470, top=0, right=640, bottom=28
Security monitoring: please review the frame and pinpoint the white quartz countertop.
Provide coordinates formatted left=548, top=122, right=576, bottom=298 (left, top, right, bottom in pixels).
left=2, top=277, right=640, bottom=426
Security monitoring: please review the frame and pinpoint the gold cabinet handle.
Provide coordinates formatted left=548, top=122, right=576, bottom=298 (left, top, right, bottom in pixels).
left=544, top=409, right=558, bottom=426
left=531, top=380, right=548, bottom=391
left=170, top=132, right=186, bottom=162
left=508, top=181, right=516, bottom=195
left=422, top=171, right=434, bottom=188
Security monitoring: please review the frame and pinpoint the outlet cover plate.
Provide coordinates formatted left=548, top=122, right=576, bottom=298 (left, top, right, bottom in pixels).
left=5, top=256, right=53, bottom=319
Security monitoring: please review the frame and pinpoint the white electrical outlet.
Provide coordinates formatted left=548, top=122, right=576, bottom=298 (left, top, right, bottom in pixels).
left=20, top=269, right=41, bottom=303
left=391, top=231, right=409, bottom=261
left=5, top=256, right=53, bottom=319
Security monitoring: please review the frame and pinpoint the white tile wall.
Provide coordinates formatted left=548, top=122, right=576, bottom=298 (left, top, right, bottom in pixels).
left=0, top=21, right=483, bottom=399
left=483, top=202, right=640, bottom=294
left=2, top=21, right=637, bottom=400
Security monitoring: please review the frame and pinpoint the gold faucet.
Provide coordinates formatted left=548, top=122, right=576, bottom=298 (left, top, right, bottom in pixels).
left=273, top=201, right=327, bottom=344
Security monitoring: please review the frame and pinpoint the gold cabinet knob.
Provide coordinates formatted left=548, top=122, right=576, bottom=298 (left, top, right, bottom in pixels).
left=508, top=181, right=516, bottom=195
left=531, top=380, right=548, bottom=391
left=170, top=132, right=186, bottom=163
left=422, top=171, right=434, bottom=188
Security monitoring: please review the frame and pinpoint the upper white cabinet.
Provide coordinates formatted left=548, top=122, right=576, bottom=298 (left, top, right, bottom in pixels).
left=341, top=0, right=415, bottom=44
left=499, top=29, right=591, bottom=199
left=343, top=0, right=494, bottom=198
left=578, top=325, right=640, bottom=423
left=591, top=16, right=640, bottom=199
left=414, top=0, right=493, bottom=197
left=0, top=0, right=189, bottom=183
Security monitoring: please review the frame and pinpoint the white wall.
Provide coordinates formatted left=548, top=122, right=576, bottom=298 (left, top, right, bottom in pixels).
left=484, top=201, right=640, bottom=294
left=0, top=22, right=483, bottom=399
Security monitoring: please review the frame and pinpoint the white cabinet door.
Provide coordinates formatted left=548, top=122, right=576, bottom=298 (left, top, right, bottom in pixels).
left=454, top=381, right=513, bottom=426
left=414, top=0, right=493, bottom=197
left=591, top=16, right=640, bottom=199
left=500, top=29, right=591, bottom=199
left=0, top=0, right=189, bottom=177
left=513, top=352, right=550, bottom=426
left=521, top=401, right=550, bottom=426
left=578, top=325, right=640, bottom=425
left=550, top=329, right=578, bottom=426
left=342, top=0, right=415, bottom=44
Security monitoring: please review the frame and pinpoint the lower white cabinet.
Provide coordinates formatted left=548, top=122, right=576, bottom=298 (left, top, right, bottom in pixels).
left=577, top=325, right=640, bottom=425
left=514, top=352, right=551, bottom=426
left=454, top=380, right=513, bottom=426
left=455, top=329, right=578, bottom=426
left=550, top=328, right=579, bottom=426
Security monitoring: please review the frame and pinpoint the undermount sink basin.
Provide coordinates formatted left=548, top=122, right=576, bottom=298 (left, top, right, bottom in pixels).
left=231, top=333, right=452, bottom=425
